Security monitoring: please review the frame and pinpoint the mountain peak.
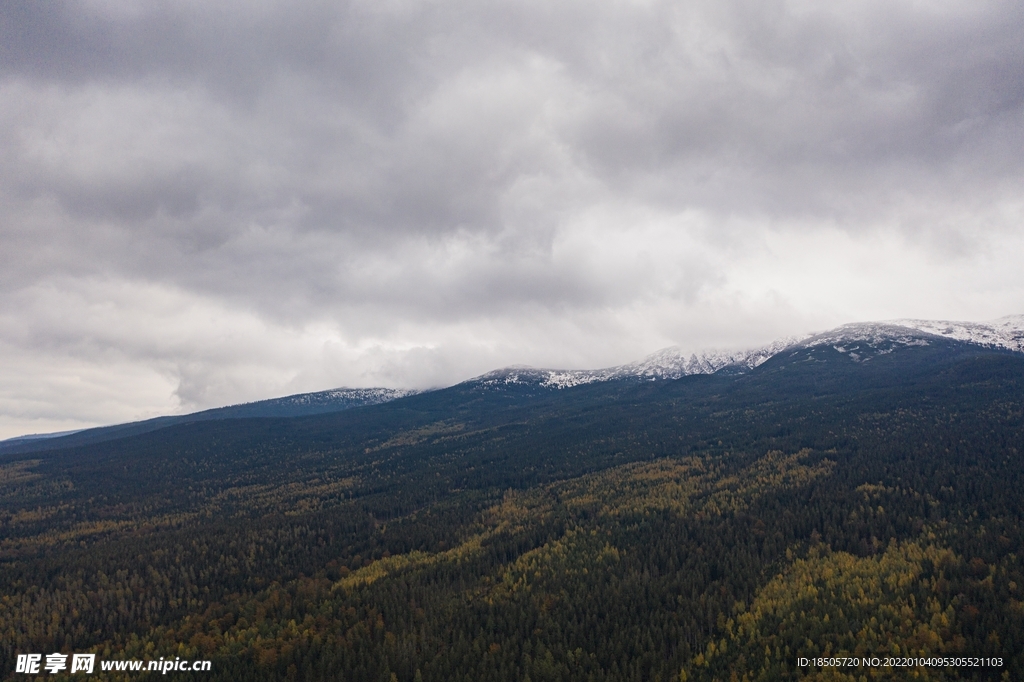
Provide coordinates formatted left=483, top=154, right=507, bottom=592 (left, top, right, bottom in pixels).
left=794, top=316, right=1024, bottom=359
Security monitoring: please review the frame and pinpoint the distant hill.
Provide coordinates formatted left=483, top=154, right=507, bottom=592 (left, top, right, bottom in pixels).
left=0, top=387, right=416, bottom=456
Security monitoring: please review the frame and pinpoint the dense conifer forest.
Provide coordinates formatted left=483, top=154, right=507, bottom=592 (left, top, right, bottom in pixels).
left=2, top=340, right=1023, bottom=680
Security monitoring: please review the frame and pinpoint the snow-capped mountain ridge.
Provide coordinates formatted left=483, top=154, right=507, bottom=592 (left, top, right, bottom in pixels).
left=470, top=338, right=806, bottom=389
left=253, top=387, right=417, bottom=408
left=795, top=316, right=1024, bottom=361
left=8, top=316, right=1021, bottom=447
left=888, top=315, right=1024, bottom=353
left=470, top=315, right=1024, bottom=389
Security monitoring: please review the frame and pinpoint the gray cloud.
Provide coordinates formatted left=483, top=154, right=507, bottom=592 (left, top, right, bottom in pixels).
left=1, top=0, right=1023, bottom=436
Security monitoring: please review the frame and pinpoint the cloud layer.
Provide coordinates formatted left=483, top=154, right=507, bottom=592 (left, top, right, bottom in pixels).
left=2, top=0, right=1023, bottom=437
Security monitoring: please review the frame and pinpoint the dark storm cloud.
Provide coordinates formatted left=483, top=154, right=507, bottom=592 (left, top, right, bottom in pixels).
left=4, top=1, right=1021, bottom=235
left=0, top=2, right=400, bottom=105
left=565, top=2, right=1024, bottom=218
left=1, top=0, right=1022, bottom=434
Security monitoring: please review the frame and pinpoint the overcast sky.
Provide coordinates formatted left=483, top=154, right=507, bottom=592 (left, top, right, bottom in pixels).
left=1, top=0, right=1023, bottom=438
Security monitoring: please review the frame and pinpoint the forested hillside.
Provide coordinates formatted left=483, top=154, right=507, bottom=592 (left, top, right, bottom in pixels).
left=2, top=340, right=1022, bottom=680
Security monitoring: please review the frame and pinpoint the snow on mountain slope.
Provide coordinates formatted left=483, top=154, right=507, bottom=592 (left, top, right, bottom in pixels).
left=471, top=315, right=1024, bottom=389
left=890, top=315, right=1024, bottom=353
left=269, top=387, right=417, bottom=408
left=471, top=337, right=804, bottom=389
left=617, top=337, right=802, bottom=380
left=797, top=316, right=1024, bottom=361
left=798, top=323, right=933, bottom=360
